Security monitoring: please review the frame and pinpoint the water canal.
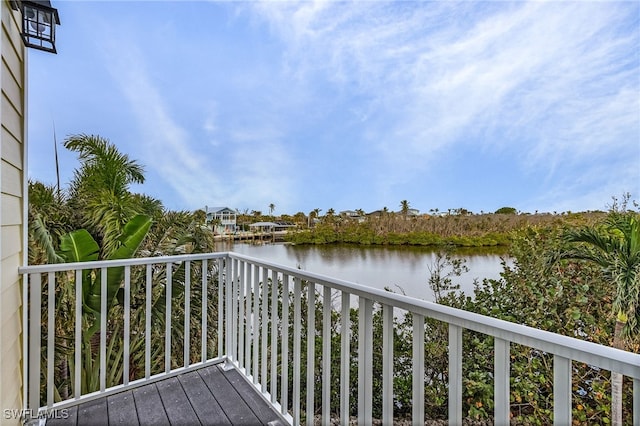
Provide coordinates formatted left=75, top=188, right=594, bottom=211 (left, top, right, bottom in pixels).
left=215, top=242, right=510, bottom=302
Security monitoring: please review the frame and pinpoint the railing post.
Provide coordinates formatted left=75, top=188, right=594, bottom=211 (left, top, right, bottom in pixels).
left=553, top=354, right=572, bottom=425
left=357, top=297, right=373, bottom=426
left=448, top=324, right=462, bottom=425
left=494, top=338, right=510, bottom=426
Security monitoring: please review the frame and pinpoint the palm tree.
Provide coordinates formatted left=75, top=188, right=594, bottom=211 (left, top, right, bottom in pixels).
left=64, top=134, right=146, bottom=258
left=268, top=203, right=276, bottom=218
left=400, top=200, right=410, bottom=217
left=558, top=209, right=639, bottom=426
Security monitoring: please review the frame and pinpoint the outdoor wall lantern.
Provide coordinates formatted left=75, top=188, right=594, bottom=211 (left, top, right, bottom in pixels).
left=10, top=0, right=60, bottom=54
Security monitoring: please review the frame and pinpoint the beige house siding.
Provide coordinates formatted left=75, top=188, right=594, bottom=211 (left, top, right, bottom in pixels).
left=0, top=0, right=25, bottom=423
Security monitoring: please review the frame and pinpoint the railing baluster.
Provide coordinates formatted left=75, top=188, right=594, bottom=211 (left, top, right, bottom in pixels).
left=232, top=258, right=239, bottom=363
left=184, top=261, right=191, bottom=368
left=448, top=323, right=462, bottom=425
left=244, top=262, right=253, bottom=376
left=47, top=272, right=55, bottom=407
left=358, top=297, right=373, bottom=426
left=74, top=269, right=82, bottom=398
left=216, top=259, right=226, bottom=357
left=494, top=338, right=510, bottom=426
left=280, top=273, right=290, bottom=416
left=553, top=354, right=572, bottom=425
left=261, top=267, right=269, bottom=392
left=412, top=313, right=425, bottom=426
left=306, top=282, right=316, bottom=426
left=165, top=262, right=173, bottom=373
left=382, top=304, right=393, bottom=425
left=224, top=259, right=233, bottom=366
left=29, top=273, right=42, bottom=411
left=634, top=378, right=639, bottom=426
left=340, top=292, right=350, bottom=425
left=124, top=266, right=131, bottom=386
left=322, top=286, right=331, bottom=426
left=252, top=264, right=260, bottom=384
left=100, top=268, right=108, bottom=390
left=218, top=258, right=224, bottom=358
left=201, top=259, right=208, bottom=363
left=270, top=270, right=279, bottom=403
left=145, top=264, right=152, bottom=378
left=293, top=277, right=302, bottom=426
left=238, top=260, right=245, bottom=369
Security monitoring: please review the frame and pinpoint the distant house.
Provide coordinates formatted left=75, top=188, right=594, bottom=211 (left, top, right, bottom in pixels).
left=340, top=210, right=365, bottom=222
left=206, top=206, right=238, bottom=234
left=249, top=221, right=296, bottom=232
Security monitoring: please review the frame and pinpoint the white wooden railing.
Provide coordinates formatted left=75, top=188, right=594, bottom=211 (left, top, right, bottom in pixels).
left=20, top=252, right=640, bottom=425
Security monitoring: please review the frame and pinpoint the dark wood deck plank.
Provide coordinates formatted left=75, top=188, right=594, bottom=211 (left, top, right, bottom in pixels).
left=45, top=364, right=287, bottom=426
left=131, top=383, right=170, bottom=426
left=107, top=390, right=139, bottom=425
left=76, top=397, right=108, bottom=426
left=178, top=370, right=232, bottom=426
left=221, top=367, right=286, bottom=424
left=198, top=365, right=262, bottom=425
left=155, top=376, right=201, bottom=425
left=46, top=405, right=77, bottom=426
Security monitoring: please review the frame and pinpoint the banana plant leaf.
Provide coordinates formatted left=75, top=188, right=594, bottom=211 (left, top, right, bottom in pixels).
left=88, top=214, right=153, bottom=313
left=59, top=229, right=100, bottom=306
left=57, top=215, right=152, bottom=315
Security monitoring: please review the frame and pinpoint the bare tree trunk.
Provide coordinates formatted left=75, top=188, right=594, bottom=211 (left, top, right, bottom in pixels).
left=610, top=319, right=625, bottom=426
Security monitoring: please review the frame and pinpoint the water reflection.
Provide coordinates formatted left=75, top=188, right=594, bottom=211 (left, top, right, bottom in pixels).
left=216, top=242, right=509, bottom=302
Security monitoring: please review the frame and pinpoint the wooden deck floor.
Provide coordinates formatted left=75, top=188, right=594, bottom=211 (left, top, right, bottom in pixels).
left=47, top=364, right=288, bottom=426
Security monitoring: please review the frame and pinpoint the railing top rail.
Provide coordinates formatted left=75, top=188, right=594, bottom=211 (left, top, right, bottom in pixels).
left=227, top=252, right=640, bottom=379
left=18, top=252, right=230, bottom=274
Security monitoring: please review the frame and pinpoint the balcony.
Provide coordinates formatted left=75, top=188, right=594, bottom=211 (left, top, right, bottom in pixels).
left=20, top=252, right=640, bottom=425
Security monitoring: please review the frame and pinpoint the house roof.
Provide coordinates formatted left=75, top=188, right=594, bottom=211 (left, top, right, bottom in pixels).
left=206, top=207, right=238, bottom=214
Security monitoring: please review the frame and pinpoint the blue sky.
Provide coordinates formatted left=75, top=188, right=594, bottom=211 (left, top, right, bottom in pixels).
left=28, top=1, right=639, bottom=215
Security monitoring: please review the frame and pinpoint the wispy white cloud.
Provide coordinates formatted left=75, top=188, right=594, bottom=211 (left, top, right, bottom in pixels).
left=249, top=1, right=639, bottom=201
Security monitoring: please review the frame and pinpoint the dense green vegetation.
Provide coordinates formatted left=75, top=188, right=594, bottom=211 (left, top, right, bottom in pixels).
left=285, top=209, right=606, bottom=248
